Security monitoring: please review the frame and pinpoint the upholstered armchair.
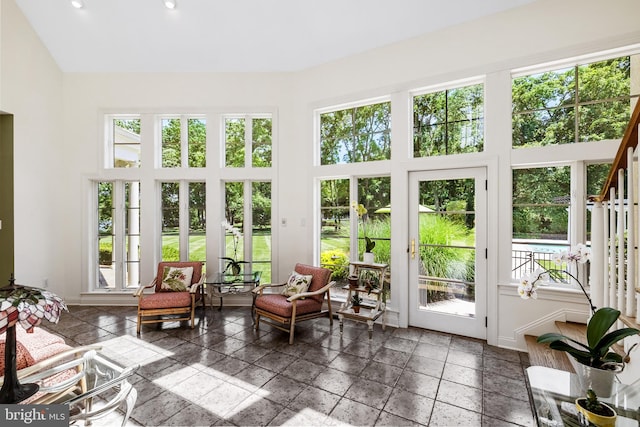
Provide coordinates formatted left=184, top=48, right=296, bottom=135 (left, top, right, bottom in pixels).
left=253, top=263, right=335, bottom=344
left=133, top=261, right=204, bottom=333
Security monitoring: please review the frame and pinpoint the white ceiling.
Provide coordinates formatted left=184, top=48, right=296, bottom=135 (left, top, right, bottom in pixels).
left=15, top=0, right=537, bottom=73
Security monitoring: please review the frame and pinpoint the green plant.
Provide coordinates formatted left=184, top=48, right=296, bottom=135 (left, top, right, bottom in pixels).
left=162, top=245, right=180, bottom=261
left=582, top=389, right=611, bottom=415
left=352, top=202, right=376, bottom=253
left=537, top=307, right=639, bottom=369
left=351, top=293, right=362, bottom=306
left=220, top=257, right=247, bottom=275
left=98, top=241, right=112, bottom=265
left=320, top=250, right=349, bottom=280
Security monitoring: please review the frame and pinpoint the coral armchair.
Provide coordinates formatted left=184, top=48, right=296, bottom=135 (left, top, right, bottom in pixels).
left=253, top=263, right=335, bottom=344
left=133, top=261, right=204, bottom=334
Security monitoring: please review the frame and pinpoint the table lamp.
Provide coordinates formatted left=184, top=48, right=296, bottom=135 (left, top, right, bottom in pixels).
left=0, top=275, right=67, bottom=403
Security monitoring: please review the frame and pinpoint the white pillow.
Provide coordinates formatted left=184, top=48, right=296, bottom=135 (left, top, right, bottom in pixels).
left=282, top=271, right=313, bottom=297
left=160, top=266, right=194, bottom=291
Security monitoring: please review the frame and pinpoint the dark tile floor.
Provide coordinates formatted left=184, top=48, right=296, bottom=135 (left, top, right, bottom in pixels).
left=41, top=305, right=535, bottom=426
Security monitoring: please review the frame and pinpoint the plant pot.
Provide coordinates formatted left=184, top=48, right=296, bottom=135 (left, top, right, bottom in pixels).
left=348, top=276, right=359, bottom=289
left=575, top=398, right=616, bottom=427
left=352, top=305, right=360, bottom=313
left=575, top=363, right=617, bottom=398
left=363, top=252, right=375, bottom=264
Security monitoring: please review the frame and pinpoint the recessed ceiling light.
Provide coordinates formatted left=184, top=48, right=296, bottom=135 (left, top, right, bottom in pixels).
left=70, top=0, right=84, bottom=8
left=163, top=0, right=177, bottom=9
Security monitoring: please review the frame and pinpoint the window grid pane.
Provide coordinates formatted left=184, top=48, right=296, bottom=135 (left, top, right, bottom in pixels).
left=112, top=119, right=141, bottom=168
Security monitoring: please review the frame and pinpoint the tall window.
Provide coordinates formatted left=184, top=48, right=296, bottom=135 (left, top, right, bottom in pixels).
left=413, top=83, right=484, bottom=157
left=161, top=181, right=206, bottom=268
left=161, top=116, right=207, bottom=168
left=224, top=115, right=272, bottom=167
left=320, top=178, right=351, bottom=275
left=512, top=166, right=570, bottom=281
left=96, top=181, right=140, bottom=289
left=223, top=181, right=272, bottom=282
left=319, top=101, right=391, bottom=165
left=319, top=176, right=391, bottom=296
left=189, top=182, right=206, bottom=264
left=512, top=54, right=640, bottom=148
left=109, top=117, right=141, bottom=168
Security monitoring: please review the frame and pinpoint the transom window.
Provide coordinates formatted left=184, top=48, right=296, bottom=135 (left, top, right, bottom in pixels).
left=512, top=54, right=640, bottom=148
left=319, top=101, right=391, bottom=165
left=161, top=116, right=207, bottom=168
left=224, top=115, right=272, bottom=167
left=108, top=117, right=141, bottom=168
left=413, top=83, right=484, bottom=157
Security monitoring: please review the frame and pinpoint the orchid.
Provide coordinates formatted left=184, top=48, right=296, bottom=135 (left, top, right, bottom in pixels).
left=221, top=220, right=247, bottom=274
left=351, top=201, right=375, bottom=253
left=518, top=244, right=595, bottom=314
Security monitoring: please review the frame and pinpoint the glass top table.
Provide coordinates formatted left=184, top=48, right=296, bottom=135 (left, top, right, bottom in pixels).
left=21, top=347, right=139, bottom=426
left=527, top=366, right=640, bottom=426
left=206, top=271, right=262, bottom=312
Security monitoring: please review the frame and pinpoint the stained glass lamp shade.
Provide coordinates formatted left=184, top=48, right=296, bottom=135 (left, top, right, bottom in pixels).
left=0, top=276, right=67, bottom=403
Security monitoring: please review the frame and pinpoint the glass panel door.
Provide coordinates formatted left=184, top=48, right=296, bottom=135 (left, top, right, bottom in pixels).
left=408, top=168, right=486, bottom=339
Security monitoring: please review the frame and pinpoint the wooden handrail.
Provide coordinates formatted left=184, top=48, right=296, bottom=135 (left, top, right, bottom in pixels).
left=593, top=99, right=640, bottom=202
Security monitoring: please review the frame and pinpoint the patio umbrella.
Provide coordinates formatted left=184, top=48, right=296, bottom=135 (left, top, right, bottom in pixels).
left=373, top=204, right=433, bottom=213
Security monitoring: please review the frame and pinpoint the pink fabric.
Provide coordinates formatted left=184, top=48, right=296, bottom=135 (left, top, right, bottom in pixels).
left=139, top=291, right=193, bottom=309
left=0, top=327, right=70, bottom=372
left=155, top=262, right=203, bottom=293
left=292, top=263, right=331, bottom=303
left=255, top=294, right=322, bottom=318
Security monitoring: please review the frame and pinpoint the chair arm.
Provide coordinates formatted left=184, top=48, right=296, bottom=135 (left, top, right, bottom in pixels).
left=133, top=279, right=157, bottom=297
left=287, top=281, right=336, bottom=302
left=252, top=282, right=286, bottom=295
left=189, top=274, right=205, bottom=293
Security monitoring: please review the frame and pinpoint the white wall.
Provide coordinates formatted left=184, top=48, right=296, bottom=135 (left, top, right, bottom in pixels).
left=0, top=0, right=64, bottom=292
left=2, top=0, right=640, bottom=348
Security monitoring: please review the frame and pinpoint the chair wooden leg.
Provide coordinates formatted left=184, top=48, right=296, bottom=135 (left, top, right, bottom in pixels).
left=136, top=312, right=141, bottom=334
left=255, top=313, right=260, bottom=330
left=289, top=304, right=297, bottom=344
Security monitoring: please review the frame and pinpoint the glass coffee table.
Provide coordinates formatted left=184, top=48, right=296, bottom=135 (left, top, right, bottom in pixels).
left=206, top=271, right=262, bottom=312
left=527, top=366, right=640, bottom=426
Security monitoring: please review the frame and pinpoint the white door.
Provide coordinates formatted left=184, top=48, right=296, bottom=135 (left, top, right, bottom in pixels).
left=408, top=168, right=487, bottom=339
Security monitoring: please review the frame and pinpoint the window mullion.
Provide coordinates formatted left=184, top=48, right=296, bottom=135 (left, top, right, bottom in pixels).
left=113, top=181, right=126, bottom=290
left=245, top=116, right=252, bottom=167
left=181, top=115, right=189, bottom=167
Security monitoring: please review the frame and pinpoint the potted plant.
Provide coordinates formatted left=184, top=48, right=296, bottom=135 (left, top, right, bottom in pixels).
left=575, top=389, right=616, bottom=427
left=221, top=220, right=247, bottom=275
left=537, top=307, right=639, bottom=397
left=351, top=294, right=362, bottom=313
left=348, top=275, right=359, bottom=289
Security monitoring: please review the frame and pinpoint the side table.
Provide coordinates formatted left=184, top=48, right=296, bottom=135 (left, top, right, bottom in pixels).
left=527, top=365, right=640, bottom=426
left=337, top=261, right=388, bottom=339
left=206, top=271, right=261, bottom=312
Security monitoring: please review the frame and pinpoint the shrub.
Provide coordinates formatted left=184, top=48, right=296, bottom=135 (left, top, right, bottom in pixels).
left=320, top=250, right=349, bottom=280
left=99, top=241, right=112, bottom=265
left=162, top=245, right=180, bottom=261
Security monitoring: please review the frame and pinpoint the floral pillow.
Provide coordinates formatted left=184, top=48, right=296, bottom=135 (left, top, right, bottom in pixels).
left=282, top=271, right=313, bottom=297
left=160, top=266, right=194, bottom=291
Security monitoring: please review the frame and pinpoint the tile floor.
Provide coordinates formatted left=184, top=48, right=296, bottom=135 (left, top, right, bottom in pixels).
left=41, top=305, right=535, bottom=426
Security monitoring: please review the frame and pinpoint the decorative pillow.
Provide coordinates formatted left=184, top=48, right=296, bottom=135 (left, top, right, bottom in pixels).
left=282, top=271, right=313, bottom=297
left=160, top=266, right=194, bottom=291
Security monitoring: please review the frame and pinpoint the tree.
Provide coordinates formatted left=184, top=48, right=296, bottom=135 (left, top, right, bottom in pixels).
left=320, top=102, right=391, bottom=165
